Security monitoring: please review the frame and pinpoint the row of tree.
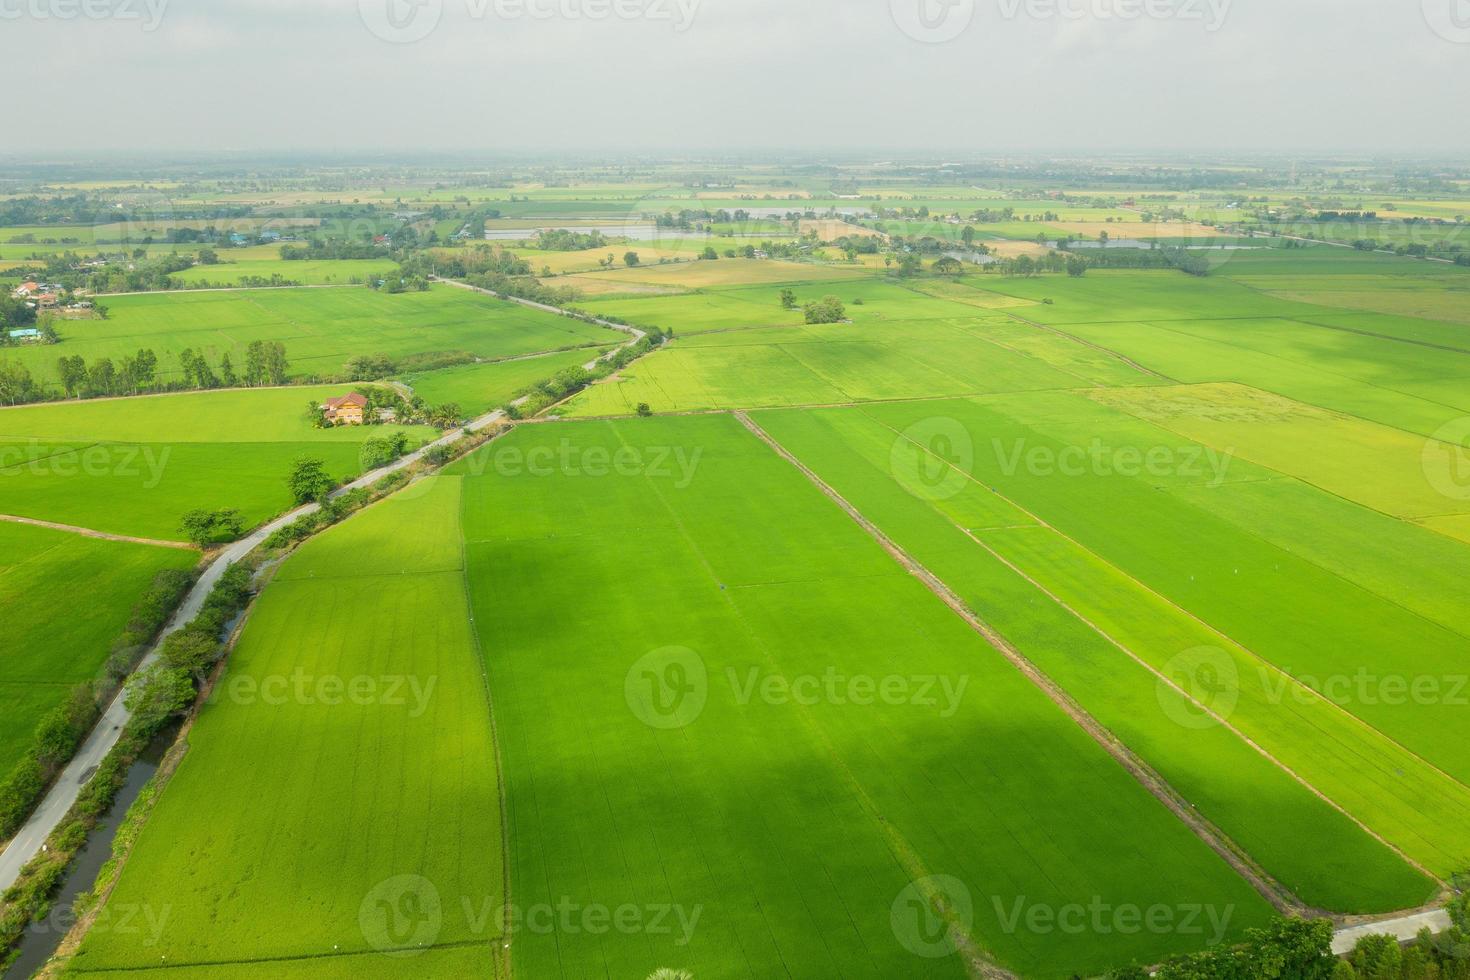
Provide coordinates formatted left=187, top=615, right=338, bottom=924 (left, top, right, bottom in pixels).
left=1105, top=897, right=1469, bottom=980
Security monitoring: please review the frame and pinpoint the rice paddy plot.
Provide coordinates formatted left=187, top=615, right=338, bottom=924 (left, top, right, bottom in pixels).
left=6, top=285, right=620, bottom=389
left=0, top=521, right=196, bottom=777
left=457, top=414, right=1274, bottom=979
left=563, top=314, right=1145, bottom=416
left=0, top=387, right=436, bottom=538
left=856, top=393, right=1470, bottom=816
left=399, top=347, right=612, bottom=416
left=69, top=477, right=505, bottom=974
left=1088, top=383, right=1470, bottom=521
left=752, top=405, right=1439, bottom=913
left=168, top=258, right=400, bottom=287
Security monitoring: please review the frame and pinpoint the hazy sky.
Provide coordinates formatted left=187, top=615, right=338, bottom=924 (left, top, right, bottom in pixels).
left=4, top=0, right=1469, bottom=156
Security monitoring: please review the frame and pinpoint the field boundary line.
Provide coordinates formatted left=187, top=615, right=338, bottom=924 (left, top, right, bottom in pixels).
left=993, top=305, right=1177, bottom=383
left=622, top=420, right=1006, bottom=980
left=456, top=487, right=515, bottom=980
left=1086, top=383, right=1470, bottom=647
left=871, top=409, right=1470, bottom=875
left=1103, top=318, right=1470, bottom=449
left=91, top=283, right=359, bottom=298
left=736, top=410, right=1305, bottom=917
left=63, top=939, right=498, bottom=975
left=0, top=513, right=196, bottom=550
left=872, top=405, right=1470, bottom=807
left=958, top=523, right=1445, bottom=898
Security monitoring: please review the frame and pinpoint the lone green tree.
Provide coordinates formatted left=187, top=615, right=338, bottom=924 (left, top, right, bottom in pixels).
left=179, top=509, right=244, bottom=548
left=803, top=296, right=846, bottom=324
left=779, top=289, right=797, bottom=309
left=288, top=457, right=335, bottom=505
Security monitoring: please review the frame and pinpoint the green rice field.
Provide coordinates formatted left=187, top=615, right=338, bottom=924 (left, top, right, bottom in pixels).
left=42, top=184, right=1470, bottom=980
left=7, top=284, right=621, bottom=391
left=0, top=522, right=196, bottom=779
left=69, top=478, right=505, bottom=974
left=0, top=386, right=436, bottom=538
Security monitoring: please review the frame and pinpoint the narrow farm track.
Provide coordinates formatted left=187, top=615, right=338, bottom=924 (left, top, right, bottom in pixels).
left=734, top=410, right=1306, bottom=918
left=0, top=513, right=195, bottom=550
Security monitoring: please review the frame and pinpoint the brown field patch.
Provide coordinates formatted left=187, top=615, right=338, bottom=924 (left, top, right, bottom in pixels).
left=799, top=219, right=884, bottom=240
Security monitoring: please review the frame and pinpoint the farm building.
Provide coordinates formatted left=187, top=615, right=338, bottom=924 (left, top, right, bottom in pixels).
left=321, top=393, right=367, bottom=425
left=7, top=328, right=41, bottom=344
left=12, top=282, right=41, bottom=298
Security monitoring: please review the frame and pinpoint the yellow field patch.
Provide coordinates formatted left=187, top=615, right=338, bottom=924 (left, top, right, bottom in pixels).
left=1420, top=514, right=1470, bottom=546
left=799, top=219, right=884, bottom=240
left=1089, top=382, right=1470, bottom=520
left=987, top=239, right=1054, bottom=259
left=524, top=245, right=695, bottom=275
left=909, top=278, right=1038, bottom=309
left=1263, top=289, right=1470, bottom=326
left=551, top=274, right=688, bottom=297
left=578, top=257, right=869, bottom=289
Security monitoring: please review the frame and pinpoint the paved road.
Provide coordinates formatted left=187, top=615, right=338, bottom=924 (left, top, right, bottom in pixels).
left=0, top=287, right=652, bottom=891
left=431, top=276, right=648, bottom=366
left=0, top=409, right=505, bottom=893
left=1332, top=909, right=1453, bottom=954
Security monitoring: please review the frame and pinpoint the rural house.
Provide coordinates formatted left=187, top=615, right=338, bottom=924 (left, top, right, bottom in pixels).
left=321, top=392, right=367, bottom=425
left=12, top=282, right=40, bottom=298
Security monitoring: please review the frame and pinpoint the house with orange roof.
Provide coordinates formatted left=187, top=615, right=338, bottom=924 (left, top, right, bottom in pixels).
left=321, top=392, right=368, bottom=426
